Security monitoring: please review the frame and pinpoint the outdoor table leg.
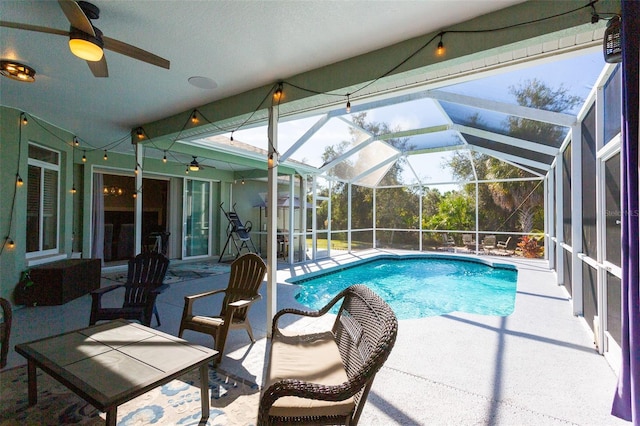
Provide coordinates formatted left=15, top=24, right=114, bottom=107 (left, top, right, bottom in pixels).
left=27, top=360, right=37, bottom=405
left=200, top=363, right=210, bottom=420
left=105, top=407, right=117, bottom=426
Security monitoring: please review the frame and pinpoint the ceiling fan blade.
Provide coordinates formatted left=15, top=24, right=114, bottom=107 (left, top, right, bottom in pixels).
left=57, top=0, right=95, bottom=36
left=87, top=57, right=108, bottom=77
left=0, top=21, right=69, bottom=37
left=103, top=36, right=170, bottom=69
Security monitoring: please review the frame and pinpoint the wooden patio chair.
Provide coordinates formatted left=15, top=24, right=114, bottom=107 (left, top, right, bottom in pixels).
left=0, top=298, right=12, bottom=369
left=178, top=252, right=267, bottom=364
left=89, top=252, right=169, bottom=327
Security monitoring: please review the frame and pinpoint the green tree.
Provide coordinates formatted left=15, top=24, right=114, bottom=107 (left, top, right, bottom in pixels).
left=319, top=112, right=418, bottom=246
left=422, top=187, right=442, bottom=220
left=445, top=80, right=581, bottom=233
left=425, top=190, right=474, bottom=231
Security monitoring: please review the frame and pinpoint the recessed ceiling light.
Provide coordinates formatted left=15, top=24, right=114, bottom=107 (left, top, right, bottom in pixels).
left=0, top=60, right=36, bottom=82
left=188, top=76, right=217, bottom=90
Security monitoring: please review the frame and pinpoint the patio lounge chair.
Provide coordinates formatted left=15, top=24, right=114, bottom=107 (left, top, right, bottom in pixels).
left=89, top=252, right=169, bottom=327
left=442, top=233, right=456, bottom=251
left=482, top=235, right=496, bottom=254
left=258, top=284, right=398, bottom=425
left=178, top=252, right=267, bottom=364
left=497, top=236, right=512, bottom=253
left=463, top=234, right=476, bottom=251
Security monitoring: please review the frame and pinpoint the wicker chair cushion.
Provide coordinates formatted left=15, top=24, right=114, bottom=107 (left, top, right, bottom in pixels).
left=265, top=331, right=355, bottom=418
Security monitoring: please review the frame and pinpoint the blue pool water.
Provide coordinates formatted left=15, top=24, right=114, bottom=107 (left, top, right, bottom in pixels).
left=289, top=256, right=518, bottom=319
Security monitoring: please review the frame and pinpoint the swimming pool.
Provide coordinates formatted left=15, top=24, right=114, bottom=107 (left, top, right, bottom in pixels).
left=287, top=255, right=518, bottom=319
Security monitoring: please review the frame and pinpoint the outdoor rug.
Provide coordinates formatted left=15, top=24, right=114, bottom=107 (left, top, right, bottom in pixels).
left=102, top=261, right=231, bottom=285
left=0, top=364, right=260, bottom=425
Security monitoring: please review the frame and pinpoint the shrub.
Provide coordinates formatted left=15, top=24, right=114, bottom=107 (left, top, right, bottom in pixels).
left=517, top=235, right=544, bottom=258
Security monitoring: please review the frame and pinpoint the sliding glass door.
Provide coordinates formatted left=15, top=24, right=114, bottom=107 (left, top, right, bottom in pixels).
left=184, top=179, right=211, bottom=258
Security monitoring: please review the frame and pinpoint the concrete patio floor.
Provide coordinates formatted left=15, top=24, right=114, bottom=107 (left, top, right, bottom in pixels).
left=2, top=250, right=627, bottom=425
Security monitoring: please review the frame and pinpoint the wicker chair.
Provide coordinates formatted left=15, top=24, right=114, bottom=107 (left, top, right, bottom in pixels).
left=89, top=252, right=169, bottom=327
left=258, top=284, right=398, bottom=425
left=178, top=252, right=266, bottom=364
left=0, top=298, right=12, bottom=369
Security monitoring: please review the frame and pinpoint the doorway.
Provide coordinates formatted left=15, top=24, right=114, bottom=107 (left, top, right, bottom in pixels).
left=97, top=173, right=170, bottom=265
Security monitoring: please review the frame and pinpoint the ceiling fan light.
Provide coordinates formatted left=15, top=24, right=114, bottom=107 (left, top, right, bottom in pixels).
left=189, top=157, right=200, bottom=171
left=0, top=60, right=36, bottom=83
left=69, top=28, right=104, bottom=62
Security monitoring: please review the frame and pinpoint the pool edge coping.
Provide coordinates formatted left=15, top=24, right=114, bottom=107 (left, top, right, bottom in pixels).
left=285, top=252, right=517, bottom=284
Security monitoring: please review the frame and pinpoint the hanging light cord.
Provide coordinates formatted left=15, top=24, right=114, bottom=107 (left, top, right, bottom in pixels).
left=0, top=114, right=25, bottom=256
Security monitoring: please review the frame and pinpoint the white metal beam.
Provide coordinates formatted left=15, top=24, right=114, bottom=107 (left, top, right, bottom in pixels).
left=266, top=106, right=279, bottom=337
left=471, top=145, right=550, bottom=171
left=319, top=136, right=377, bottom=172
left=427, top=90, right=577, bottom=127
left=453, top=124, right=559, bottom=156
left=350, top=153, right=402, bottom=185
left=377, top=124, right=451, bottom=141
left=280, top=113, right=330, bottom=163
left=570, top=123, right=583, bottom=316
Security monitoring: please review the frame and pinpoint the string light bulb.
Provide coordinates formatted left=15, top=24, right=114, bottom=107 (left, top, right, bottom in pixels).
left=7, top=237, right=15, bottom=249
left=185, top=166, right=189, bottom=174
left=273, top=84, right=283, bottom=101
left=346, top=94, right=351, bottom=114
left=134, top=165, right=139, bottom=175
left=82, top=151, right=87, bottom=162
left=103, top=150, right=108, bottom=161
left=16, top=174, right=23, bottom=187
left=71, top=185, right=77, bottom=194
left=163, top=151, right=167, bottom=163
left=21, top=113, right=28, bottom=125
left=230, top=132, right=234, bottom=142
left=191, top=110, right=199, bottom=124
left=136, top=127, right=144, bottom=139
left=74, top=137, right=79, bottom=147
left=268, top=152, right=274, bottom=169
left=436, top=33, right=445, bottom=56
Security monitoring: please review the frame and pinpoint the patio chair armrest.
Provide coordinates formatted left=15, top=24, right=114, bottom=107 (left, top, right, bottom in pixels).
left=218, top=295, right=262, bottom=330
left=272, top=291, right=344, bottom=332
left=182, top=288, right=226, bottom=316
left=227, top=294, right=261, bottom=310
left=184, top=288, right=226, bottom=301
left=91, top=284, right=124, bottom=296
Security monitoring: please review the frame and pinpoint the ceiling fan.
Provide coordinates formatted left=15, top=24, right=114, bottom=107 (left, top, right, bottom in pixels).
left=189, top=156, right=204, bottom=172
left=0, top=0, right=170, bottom=77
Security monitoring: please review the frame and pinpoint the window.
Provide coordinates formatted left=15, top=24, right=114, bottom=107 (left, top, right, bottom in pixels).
left=26, top=144, right=60, bottom=255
